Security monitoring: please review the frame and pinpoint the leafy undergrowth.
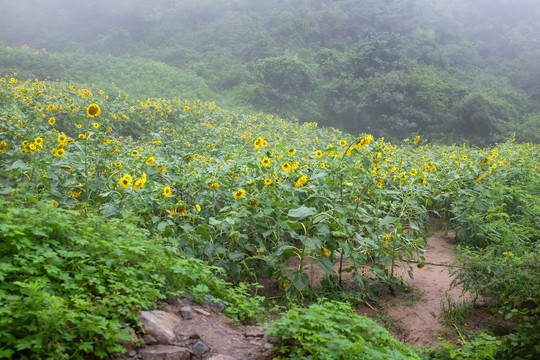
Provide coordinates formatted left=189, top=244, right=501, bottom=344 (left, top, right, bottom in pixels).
left=267, top=301, right=420, bottom=360
left=1, top=74, right=539, bottom=359
left=0, top=197, right=263, bottom=359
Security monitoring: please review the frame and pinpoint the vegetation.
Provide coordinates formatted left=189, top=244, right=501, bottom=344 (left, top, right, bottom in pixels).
left=267, top=301, right=420, bottom=359
left=1, top=72, right=538, bottom=358
left=1, top=0, right=539, bottom=358
left=1, top=0, right=540, bottom=143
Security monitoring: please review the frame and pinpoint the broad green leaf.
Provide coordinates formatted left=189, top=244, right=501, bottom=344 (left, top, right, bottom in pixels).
left=292, top=269, right=309, bottom=291
left=316, top=256, right=335, bottom=274
left=379, top=216, right=398, bottom=226
left=288, top=205, right=318, bottom=219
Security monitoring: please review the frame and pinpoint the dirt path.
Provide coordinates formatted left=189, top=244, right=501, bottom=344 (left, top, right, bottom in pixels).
left=357, top=229, right=468, bottom=346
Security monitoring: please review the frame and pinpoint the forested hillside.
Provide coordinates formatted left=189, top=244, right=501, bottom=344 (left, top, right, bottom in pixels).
left=1, top=0, right=539, bottom=143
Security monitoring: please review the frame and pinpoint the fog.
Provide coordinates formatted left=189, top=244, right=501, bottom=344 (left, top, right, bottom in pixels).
left=1, top=0, right=539, bottom=142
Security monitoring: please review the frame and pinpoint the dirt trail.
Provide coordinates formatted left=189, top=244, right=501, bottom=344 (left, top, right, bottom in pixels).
left=358, top=229, right=468, bottom=346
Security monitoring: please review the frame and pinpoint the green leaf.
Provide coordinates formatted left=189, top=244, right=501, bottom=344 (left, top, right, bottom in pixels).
left=292, top=269, right=309, bottom=291
left=288, top=205, right=318, bottom=219
left=288, top=221, right=304, bottom=230
left=317, top=256, right=335, bottom=275
left=379, top=216, right=398, bottom=227
left=301, top=236, right=322, bottom=250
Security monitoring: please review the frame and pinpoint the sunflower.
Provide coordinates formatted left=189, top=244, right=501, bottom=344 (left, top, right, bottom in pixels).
left=56, top=148, right=66, bottom=157
left=253, top=137, right=263, bottom=149
left=195, top=204, right=201, bottom=212
left=233, top=189, right=246, bottom=199
left=93, top=123, right=99, bottom=129
left=294, top=175, right=308, bottom=188
left=48, top=117, right=55, bottom=126
left=131, top=150, right=139, bottom=156
left=133, top=179, right=144, bottom=190
left=319, top=246, right=330, bottom=257
left=339, top=139, right=347, bottom=147
left=264, top=178, right=272, bottom=186
left=315, top=150, right=323, bottom=158
left=58, top=134, right=67, bottom=143
left=261, top=157, right=271, bottom=167
left=282, top=163, right=292, bottom=173
left=34, top=137, right=43, bottom=146
left=410, top=168, right=418, bottom=177
left=208, top=182, right=219, bottom=189
left=288, top=148, right=296, bottom=155
left=163, top=185, right=172, bottom=197
left=49, top=200, right=59, bottom=208
left=183, top=106, right=189, bottom=112
left=119, top=177, right=131, bottom=188
left=146, top=156, right=155, bottom=165
left=0, top=141, right=7, bottom=152
left=86, top=104, right=101, bottom=118
left=413, top=136, right=420, bottom=144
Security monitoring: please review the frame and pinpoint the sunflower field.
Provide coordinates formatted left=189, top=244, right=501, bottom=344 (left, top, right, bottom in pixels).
left=1, top=74, right=539, bottom=359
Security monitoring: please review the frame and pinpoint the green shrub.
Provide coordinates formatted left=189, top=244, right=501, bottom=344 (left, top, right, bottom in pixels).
left=0, top=199, right=263, bottom=359
left=266, top=300, right=420, bottom=360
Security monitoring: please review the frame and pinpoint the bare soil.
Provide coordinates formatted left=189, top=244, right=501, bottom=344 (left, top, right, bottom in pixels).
left=126, top=226, right=514, bottom=358
left=356, top=228, right=468, bottom=346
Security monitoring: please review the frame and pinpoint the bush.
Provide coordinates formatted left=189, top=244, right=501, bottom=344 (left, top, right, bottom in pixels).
left=0, top=198, right=263, bottom=359
left=266, top=300, right=420, bottom=360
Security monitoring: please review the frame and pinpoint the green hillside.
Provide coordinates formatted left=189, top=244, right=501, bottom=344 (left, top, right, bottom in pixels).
left=1, top=0, right=540, bottom=143
left=0, top=74, right=538, bottom=359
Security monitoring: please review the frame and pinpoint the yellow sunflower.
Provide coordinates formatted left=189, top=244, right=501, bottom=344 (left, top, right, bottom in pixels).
left=86, top=104, right=101, bottom=118
left=119, top=177, right=131, bottom=189
left=163, top=185, right=172, bottom=197
left=146, top=156, right=156, bottom=165
left=233, top=189, right=246, bottom=199
left=282, top=163, right=292, bottom=173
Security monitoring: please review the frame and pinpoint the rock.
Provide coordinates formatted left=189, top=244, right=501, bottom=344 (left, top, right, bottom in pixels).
left=138, top=310, right=182, bottom=345
left=207, top=355, right=236, bottom=360
left=127, top=349, right=137, bottom=357
left=266, top=335, right=279, bottom=343
left=244, top=326, right=267, bottom=338
left=117, top=327, right=138, bottom=350
left=191, top=339, right=210, bottom=358
left=204, top=295, right=226, bottom=312
left=143, top=335, right=157, bottom=345
left=179, top=306, right=194, bottom=320
left=264, top=342, right=274, bottom=350
left=140, top=345, right=190, bottom=360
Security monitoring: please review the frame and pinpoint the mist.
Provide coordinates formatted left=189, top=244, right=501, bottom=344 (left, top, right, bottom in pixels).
left=1, top=0, right=539, bottom=143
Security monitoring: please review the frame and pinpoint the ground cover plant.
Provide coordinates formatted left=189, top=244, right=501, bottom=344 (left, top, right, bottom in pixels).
left=1, top=74, right=539, bottom=358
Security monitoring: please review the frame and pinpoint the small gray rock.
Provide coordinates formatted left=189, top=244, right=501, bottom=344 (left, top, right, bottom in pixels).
left=204, top=295, right=226, bottom=312
left=179, top=306, right=194, bottom=320
left=191, top=339, right=210, bottom=357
